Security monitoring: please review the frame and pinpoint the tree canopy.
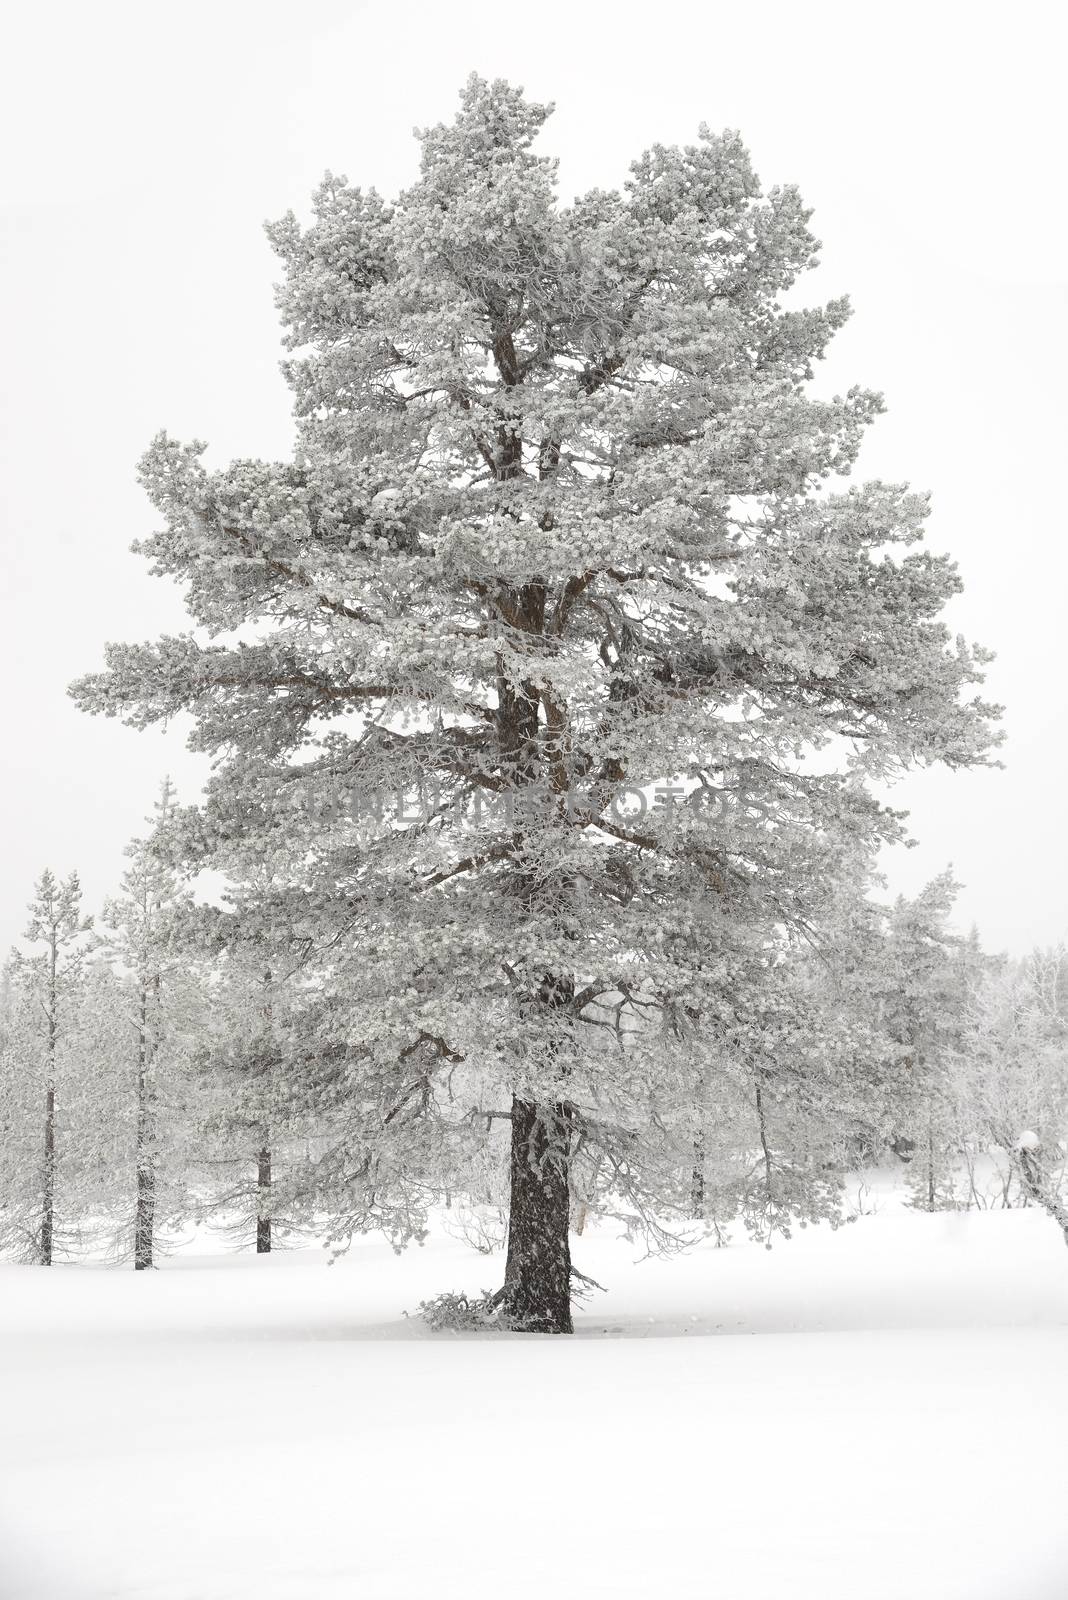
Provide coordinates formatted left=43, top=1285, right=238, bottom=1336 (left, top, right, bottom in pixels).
left=71, top=76, right=1000, bottom=1328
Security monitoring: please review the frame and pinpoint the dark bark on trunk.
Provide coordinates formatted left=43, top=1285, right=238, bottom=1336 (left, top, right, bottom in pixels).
left=486, top=355, right=578, bottom=1329
left=500, top=1096, right=573, bottom=1333
left=256, top=1145, right=272, bottom=1254
left=134, top=1108, right=155, bottom=1270
left=495, top=953, right=575, bottom=1330
left=134, top=1162, right=155, bottom=1269
left=492, top=575, right=576, bottom=1329
left=691, top=1135, right=705, bottom=1220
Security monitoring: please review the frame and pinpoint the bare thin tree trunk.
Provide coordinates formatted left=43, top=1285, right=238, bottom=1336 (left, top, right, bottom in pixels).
left=41, top=1082, right=55, bottom=1267
left=256, top=1144, right=272, bottom=1254
left=691, top=1134, right=705, bottom=1220
left=134, top=1147, right=155, bottom=1268
left=1017, top=1144, right=1068, bottom=1248
left=41, top=930, right=57, bottom=1267
left=134, top=980, right=155, bottom=1270
left=255, top=970, right=274, bottom=1255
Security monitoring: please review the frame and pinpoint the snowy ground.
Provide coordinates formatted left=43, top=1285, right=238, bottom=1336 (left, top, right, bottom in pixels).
left=2, top=1192, right=1068, bottom=1600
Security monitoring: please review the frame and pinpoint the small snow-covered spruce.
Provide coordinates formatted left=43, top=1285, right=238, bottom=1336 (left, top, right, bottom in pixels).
left=5, top=871, right=93, bottom=1264
left=656, top=895, right=892, bottom=1250
left=163, top=858, right=341, bottom=1256
left=72, top=78, right=1000, bottom=1330
left=193, top=944, right=291, bottom=1254
left=875, top=874, right=986, bottom=1211
left=93, top=780, right=203, bottom=1268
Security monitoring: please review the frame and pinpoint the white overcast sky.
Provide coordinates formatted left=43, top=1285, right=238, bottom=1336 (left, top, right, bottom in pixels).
left=1, top=0, right=1065, bottom=956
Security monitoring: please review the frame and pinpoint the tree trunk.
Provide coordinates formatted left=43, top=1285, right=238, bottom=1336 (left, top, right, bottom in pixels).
left=1017, top=1144, right=1068, bottom=1248
left=41, top=930, right=57, bottom=1267
left=492, top=573, right=573, bottom=1330
left=134, top=982, right=155, bottom=1270
left=256, top=1144, right=272, bottom=1254
left=41, top=1080, right=55, bottom=1267
left=134, top=1064, right=155, bottom=1268
left=134, top=1155, right=155, bottom=1269
left=500, top=1097, right=573, bottom=1333
left=691, top=1134, right=705, bottom=1219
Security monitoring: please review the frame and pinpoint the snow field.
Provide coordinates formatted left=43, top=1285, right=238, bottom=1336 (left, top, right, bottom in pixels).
left=1, top=1203, right=1066, bottom=1599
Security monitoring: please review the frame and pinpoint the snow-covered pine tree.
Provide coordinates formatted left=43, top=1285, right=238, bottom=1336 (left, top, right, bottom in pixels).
left=72, top=77, right=999, bottom=1330
left=192, top=943, right=287, bottom=1254
left=798, top=858, right=902, bottom=1168
left=6, top=871, right=93, bottom=1263
left=669, top=859, right=912, bottom=1249
left=60, top=955, right=148, bottom=1247
left=0, top=971, right=44, bottom=1259
left=94, top=780, right=200, bottom=1268
left=878, top=874, right=983, bottom=1210
left=151, top=847, right=324, bottom=1256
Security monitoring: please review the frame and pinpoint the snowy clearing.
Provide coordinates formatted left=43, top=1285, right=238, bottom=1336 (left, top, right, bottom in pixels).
left=2, top=1201, right=1067, bottom=1600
